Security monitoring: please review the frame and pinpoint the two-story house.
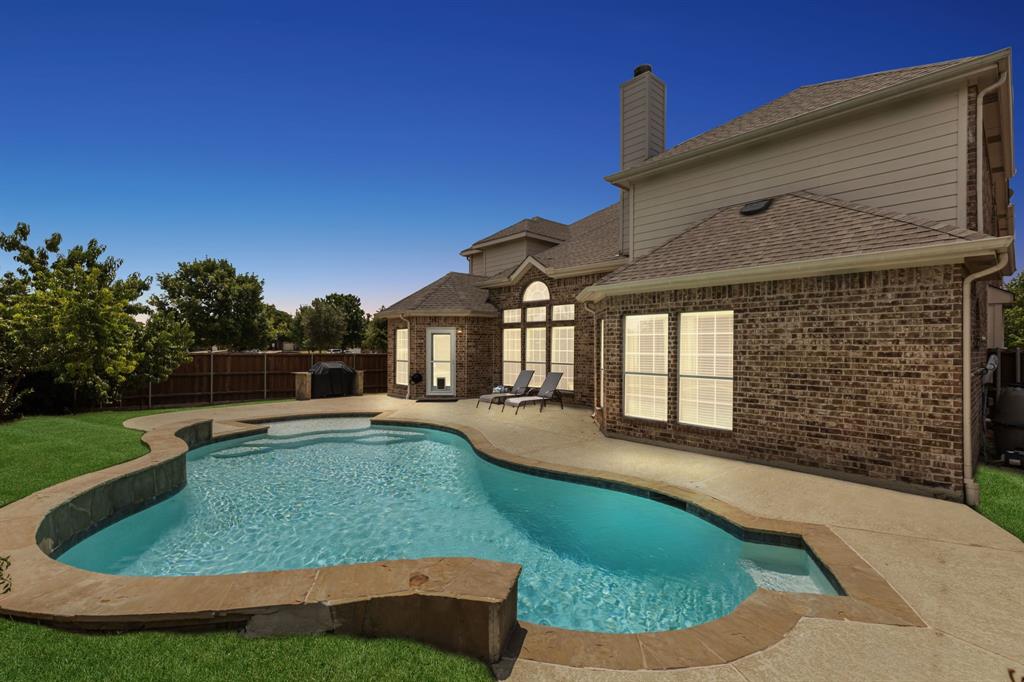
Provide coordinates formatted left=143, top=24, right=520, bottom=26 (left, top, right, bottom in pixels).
left=379, top=49, right=1015, bottom=505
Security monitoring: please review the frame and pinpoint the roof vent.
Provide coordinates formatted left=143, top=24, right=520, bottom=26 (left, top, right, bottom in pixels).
left=633, top=64, right=653, bottom=77
left=740, top=198, right=773, bottom=215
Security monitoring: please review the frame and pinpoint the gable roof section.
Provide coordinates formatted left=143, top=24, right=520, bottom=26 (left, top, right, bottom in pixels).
left=477, top=203, right=627, bottom=286
left=609, top=51, right=1006, bottom=182
left=460, top=216, right=569, bottom=255
left=377, top=272, right=497, bottom=318
left=580, top=192, right=1010, bottom=300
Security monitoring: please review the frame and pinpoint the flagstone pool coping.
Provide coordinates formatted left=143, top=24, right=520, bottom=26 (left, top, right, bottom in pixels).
left=0, top=404, right=923, bottom=669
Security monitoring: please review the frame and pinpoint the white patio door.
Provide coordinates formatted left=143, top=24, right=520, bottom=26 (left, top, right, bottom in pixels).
left=426, top=328, right=456, bottom=396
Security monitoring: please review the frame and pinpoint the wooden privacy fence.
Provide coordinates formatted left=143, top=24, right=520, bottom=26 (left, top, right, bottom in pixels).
left=121, top=351, right=387, bottom=408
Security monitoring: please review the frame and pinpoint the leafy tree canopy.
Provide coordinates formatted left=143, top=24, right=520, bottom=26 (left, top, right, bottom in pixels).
left=264, top=304, right=293, bottom=345
left=152, top=258, right=268, bottom=350
left=1003, top=271, right=1024, bottom=348
left=362, top=307, right=387, bottom=352
left=0, top=223, right=190, bottom=412
left=293, top=293, right=366, bottom=350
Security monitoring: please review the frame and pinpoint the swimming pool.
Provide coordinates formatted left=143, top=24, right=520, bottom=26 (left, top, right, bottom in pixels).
left=58, top=417, right=837, bottom=633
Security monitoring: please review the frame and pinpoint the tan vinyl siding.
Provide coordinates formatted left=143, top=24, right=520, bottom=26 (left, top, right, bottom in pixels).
left=631, top=87, right=964, bottom=257
left=468, top=253, right=485, bottom=275
left=476, top=240, right=528, bottom=276
left=525, top=237, right=555, bottom=257
left=621, top=72, right=666, bottom=170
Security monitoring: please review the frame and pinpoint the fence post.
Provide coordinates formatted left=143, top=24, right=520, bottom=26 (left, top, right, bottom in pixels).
left=1017, top=348, right=1021, bottom=385
left=209, top=349, right=214, bottom=404
left=263, top=352, right=268, bottom=400
left=148, top=381, right=152, bottom=409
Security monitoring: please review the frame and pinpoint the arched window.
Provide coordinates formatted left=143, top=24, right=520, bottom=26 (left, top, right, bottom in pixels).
left=522, top=281, right=550, bottom=302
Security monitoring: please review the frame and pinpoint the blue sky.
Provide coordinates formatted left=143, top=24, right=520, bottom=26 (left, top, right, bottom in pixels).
left=1, top=1, right=1020, bottom=313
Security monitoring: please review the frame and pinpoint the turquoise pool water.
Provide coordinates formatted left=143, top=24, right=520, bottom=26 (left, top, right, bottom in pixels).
left=59, top=418, right=837, bottom=633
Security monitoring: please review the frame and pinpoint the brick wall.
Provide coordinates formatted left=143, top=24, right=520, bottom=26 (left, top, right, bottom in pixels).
left=387, top=317, right=498, bottom=400
left=597, top=266, right=967, bottom=497
left=488, top=266, right=605, bottom=406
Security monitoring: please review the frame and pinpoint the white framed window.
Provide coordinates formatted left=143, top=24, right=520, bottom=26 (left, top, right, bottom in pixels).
left=503, top=308, right=521, bottom=324
left=550, top=326, right=574, bottom=391
left=552, top=304, right=574, bottom=321
left=395, top=328, right=409, bottom=386
left=523, top=281, right=550, bottom=302
left=526, top=327, right=546, bottom=387
left=623, top=314, right=668, bottom=421
left=599, top=319, right=605, bottom=408
left=526, top=306, right=547, bottom=323
left=679, top=311, right=734, bottom=430
left=502, top=328, right=521, bottom=386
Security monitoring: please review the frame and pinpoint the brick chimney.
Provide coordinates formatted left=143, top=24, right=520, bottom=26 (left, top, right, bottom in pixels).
left=621, top=64, right=666, bottom=169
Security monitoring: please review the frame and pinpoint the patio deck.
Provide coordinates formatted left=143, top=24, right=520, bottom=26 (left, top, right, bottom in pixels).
left=5, top=395, right=1022, bottom=680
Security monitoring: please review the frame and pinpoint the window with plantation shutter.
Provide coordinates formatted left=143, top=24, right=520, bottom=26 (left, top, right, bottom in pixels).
left=550, top=326, right=573, bottom=390
left=525, top=327, right=546, bottom=387
left=503, top=308, right=521, bottom=324
left=623, top=314, right=668, bottom=421
left=502, top=328, right=521, bottom=386
left=395, top=328, right=409, bottom=386
left=679, top=311, right=733, bottom=430
left=551, top=304, right=574, bottom=321
left=525, top=306, right=546, bottom=322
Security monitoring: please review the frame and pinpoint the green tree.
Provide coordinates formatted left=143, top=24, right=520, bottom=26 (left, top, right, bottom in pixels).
left=362, top=308, right=387, bottom=352
left=0, top=223, right=150, bottom=407
left=131, top=311, right=194, bottom=385
left=1004, top=271, right=1024, bottom=348
left=324, top=293, right=366, bottom=349
left=152, top=258, right=268, bottom=350
left=264, top=304, right=293, bottom=347
left=296, top=298, right=346, bottom=350
left=292, top=293, right=366, bottom=350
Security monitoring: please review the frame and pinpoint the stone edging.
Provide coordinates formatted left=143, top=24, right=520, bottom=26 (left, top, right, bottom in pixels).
left=0, top=406, right=922, bottom=670
left=371, top=415, right=925, bottom=669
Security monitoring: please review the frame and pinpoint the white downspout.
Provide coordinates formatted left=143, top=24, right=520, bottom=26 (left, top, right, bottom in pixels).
left=962, top=251, right=1008, bottom=506
left=399, top=314, right=412, bottom=400
left=962, top=71, right=1009, bottom=505
left=975, top=72, right=1007, bottom=233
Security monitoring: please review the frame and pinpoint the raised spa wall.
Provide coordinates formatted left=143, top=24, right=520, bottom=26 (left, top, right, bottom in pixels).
left=22, top=418, right=520, bottom=664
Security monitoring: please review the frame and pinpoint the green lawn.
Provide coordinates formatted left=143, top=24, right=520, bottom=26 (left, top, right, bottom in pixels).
left=0, top=407, right=492, bottom=682
left=977, top=464, right=1024, bottom=541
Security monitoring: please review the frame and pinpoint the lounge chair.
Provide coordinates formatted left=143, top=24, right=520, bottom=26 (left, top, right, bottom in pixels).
left=476, top=370, right=534, bottom=409
left=502, top=372, right=564, bottom=414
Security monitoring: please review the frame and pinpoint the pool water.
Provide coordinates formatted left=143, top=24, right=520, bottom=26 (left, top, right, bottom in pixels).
left=59, top=418, right=837, bottom=633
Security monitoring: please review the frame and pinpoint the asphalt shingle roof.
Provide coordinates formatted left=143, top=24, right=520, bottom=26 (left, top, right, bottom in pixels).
left=465, top=216, right=569, bottom=250
left=630, top=55, right=979, bottom=171
left=535, top=203, right=624, bottom=269
left=378, top=272, right=496, bottom=317
left=598, top=192, right=985, bottom=286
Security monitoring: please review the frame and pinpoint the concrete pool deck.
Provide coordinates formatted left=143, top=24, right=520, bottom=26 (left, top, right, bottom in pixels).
left=2, top=395, right=1022, bottom=680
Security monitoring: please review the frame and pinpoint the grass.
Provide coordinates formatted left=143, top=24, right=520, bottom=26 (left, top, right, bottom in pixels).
left=0, top=406, right=492, bottom=682
left=976, top=463, right=1024, bottom=541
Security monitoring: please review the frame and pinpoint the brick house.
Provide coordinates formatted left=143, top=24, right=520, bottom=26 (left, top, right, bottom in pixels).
left=379, top=50, right=1015, bottom=503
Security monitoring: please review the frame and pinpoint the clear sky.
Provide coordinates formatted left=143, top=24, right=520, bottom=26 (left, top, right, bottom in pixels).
left=2, top=1, right=1021, bottom=313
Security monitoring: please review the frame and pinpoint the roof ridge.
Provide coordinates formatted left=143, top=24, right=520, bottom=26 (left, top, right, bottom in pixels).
left=626, top=50, right=1006, bottom=173
left=793, top=55, right=977, bottom=89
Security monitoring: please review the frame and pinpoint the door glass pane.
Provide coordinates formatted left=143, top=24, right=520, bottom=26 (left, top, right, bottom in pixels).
left=432, top=334, right=451, bottom=362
